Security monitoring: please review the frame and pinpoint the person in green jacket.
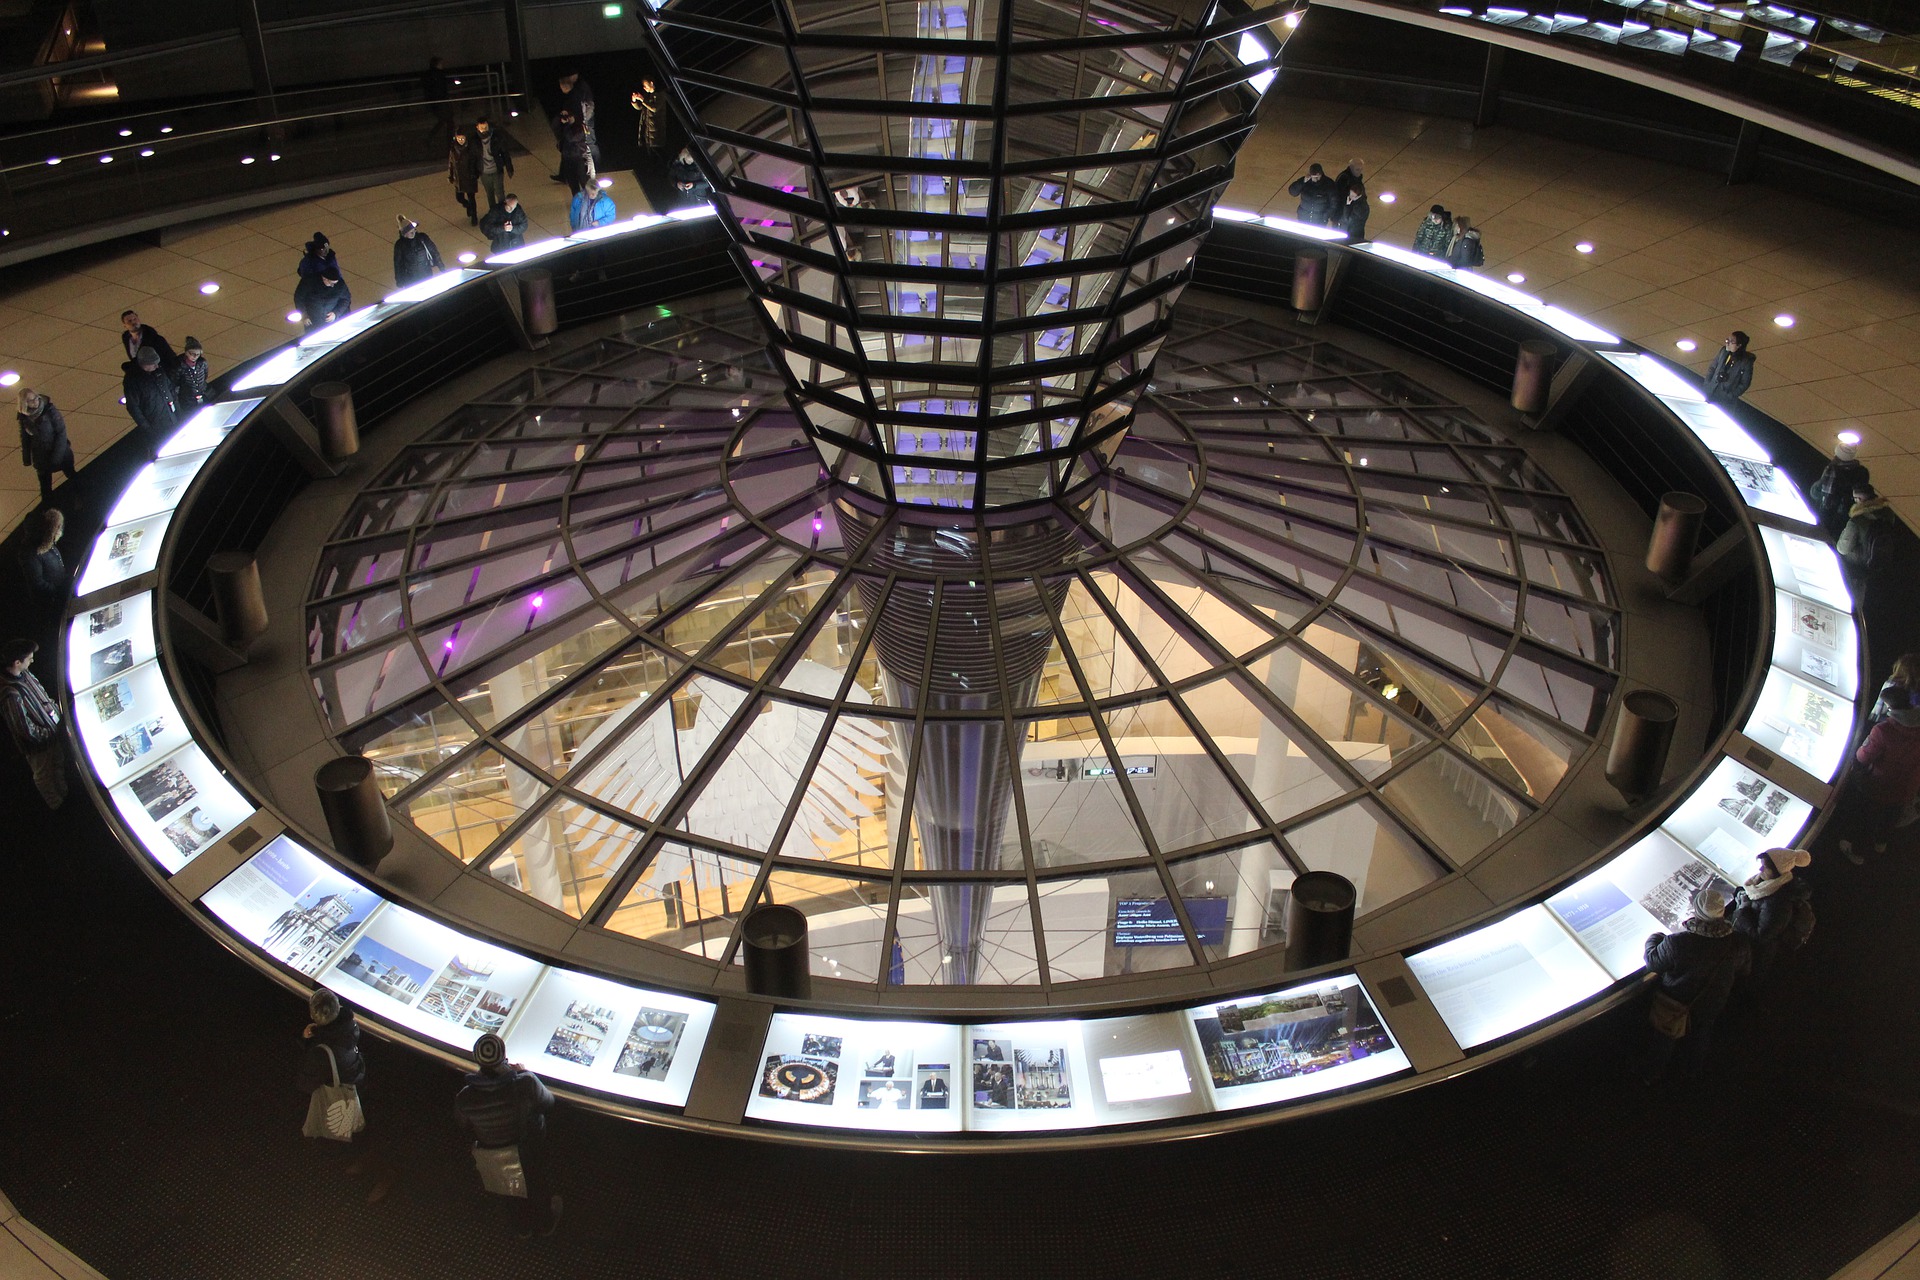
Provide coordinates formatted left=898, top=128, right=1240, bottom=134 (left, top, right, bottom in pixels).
left=1412, top=204, right=1452, bottom=257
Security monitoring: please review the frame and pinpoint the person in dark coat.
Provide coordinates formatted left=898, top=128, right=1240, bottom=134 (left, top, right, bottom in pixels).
left=16, top=389, right=75, bottom=501
left=555, top=109, right=594, bottom=195
left=1730, top=846, right=1812, bottom=984
left=1838, top=683, right=1920, bottom=863
left=1643, top=887, right=1750, bottom=1082
left=118, top=310, right=176, bottom=369
left=1837, top=481, right=1896, bottom=596
left=472, top=115, right=515, bottom=210
left=1338, top=175, right=1371, bottom=243
left=668, top=147, right=709, bottom=206
left=0, top=637, right=66, bottom=810
left=294, top=233, right=352, bottom=329
left=21, top=509, right=66, bottom=624
left=1287, top=163, right=1339, bottom=226
left=393, top=216, right=446, bottom=287
left=300, top=989, right=396, bottom=1201
left=555, top=71, right=598, bottom=170
left=457, top=1033, right=562, bottom=1238
left=448, top=128, right=481, bottom=226
left=1448, top=219, right=1484, bottom=269
left=1412, top=204, right=1452, bottom=257
left=172, top=337, right=208, bottom=410
left=1702, top=331, right=1755, bottom=403
left=480, top=194, right=528, bottom=254
left=1809, top=435, right=1870, bottom=535
left=122, top=347, right=180, bottom=439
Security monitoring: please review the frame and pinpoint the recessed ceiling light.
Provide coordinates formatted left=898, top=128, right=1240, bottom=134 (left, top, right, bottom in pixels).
left=45, top=157, right=60, bottom=165
left=1837, top=430, right=1861, bottom=447
left=159, top=125, right=172, bottom=133
left=1574, top=241, right=1594, bottom=253
left=286, top=310, right=304, bottom=323
left=0, top=371, right=19, bottom=388
left=140, top=148, right=154, bottom=157
left=98, top=154, right=112, bottom=163
left=1507, top=272, right=1525, bottom=283
left=240, top=156, right=255, bottom=165
left=1773, top=313, right=1795, bottom=327
left=199, top=281, right=220, bottom=295
left=457, top=251, right=477, bottom=264
left=1379, top=191, right=1396, bottom=204
left=270, top=153, right=281, bottom=161
left=118, top=128, right=132, bottom=137
left=1675, top=338, right=1696, bottom=352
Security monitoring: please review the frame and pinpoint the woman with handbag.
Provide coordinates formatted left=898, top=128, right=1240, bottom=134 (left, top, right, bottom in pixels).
left=456, top=1033, right=562, bottom=1238
left=299, top=990, right=396, bottom=1203
left=1642, top=887, right=1751, bottom=1083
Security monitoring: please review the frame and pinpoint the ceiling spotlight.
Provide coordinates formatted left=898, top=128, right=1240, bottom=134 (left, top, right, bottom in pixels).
left=45, top=157, right=60, bottom=165
left=1773, top=313, right=1795, bottom=327
left=1675, top=338, right=1697, bottom=352
left=0, top=371, right=19, bottom=388
left=457, top=251, right=477, bottom=264
left=1284, top=9, right=1301, bottom=26
left=159, top=125, right=172, bottom=133
left=199, top=281, right=220, bottom=295
left=118, top=128, right=132, bottom=137
left=240, top=156, right=255, bottom=164
left=597, top=176, right=613, bottom=188
left=286, top=310, right=303, bottom=323
left=1378, top=191, right=1396, bottom=204
left=1506, top=272, right=1525, bottom=283
left=270, top=153, right=281, bottom=161
left=98, top=154, right=112, bottom=163
left=1574, top=241, right=1594, bottom=253
left=1837, top=430, right=1861, bottom=447
left=140, top=148, right=154, bottom=157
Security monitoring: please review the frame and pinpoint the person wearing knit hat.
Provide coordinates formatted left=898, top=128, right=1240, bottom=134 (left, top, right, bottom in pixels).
left=457, top=1032, right=562, bottom=1236
left=172, top=335, right=208, bottom=408
left=121, top=343, right=180, bottom=439
left=298, top=987, right=396, bottom=1202
left=1413, top=203, right=1453, bottom=258
left=1731, top=848, right=1814, bottom=984
left=392, top=214, right=446, bottom=289
left=1642, top=879, right=1752, bottom=1083
left=1810, top=436, right=1871, bottom=534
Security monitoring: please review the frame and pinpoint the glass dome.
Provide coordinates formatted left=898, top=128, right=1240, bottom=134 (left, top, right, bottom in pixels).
left=307, top=295, right=1619, bottom=990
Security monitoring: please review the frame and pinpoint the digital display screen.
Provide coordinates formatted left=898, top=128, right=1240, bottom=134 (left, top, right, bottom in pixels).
left=1114, top=896, right=1226, bottom=946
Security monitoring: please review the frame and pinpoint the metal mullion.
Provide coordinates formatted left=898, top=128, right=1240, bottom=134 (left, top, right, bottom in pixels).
left=969, top=0, right=1016, bottom=511
left=1133, top=473, right=1363, bottom=588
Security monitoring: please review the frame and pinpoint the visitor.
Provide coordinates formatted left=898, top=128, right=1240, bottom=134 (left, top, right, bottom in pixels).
left=0, top=637, right=67, bottom=810
left=1339, top=174, right=1370, bottom=243
left=480, top=194, right=528, bottom=254
left=1836, top=481, right=1895, bottom=594
left=631, top=79, right=661, bottom=152
left=1412, top=204, right=1452, bottom=257
left=300, top=989, right=396, bottom=1202
left=668, top=147, right=709, bottom=205
left=555, top=71, right=597, bottom=169
left=448, top=127, right=481, bottom=226
left=1447, top=217, right=1484, bottom=269
left=472, top=116, right=515, bottom=210
left=16, top=388, right=75, bottom=502
left=393, top=217, right=445, bottom=287
left=556, top=108, right=594, bottom=195
left=1702, top=331, right=1755, bottom=404
left=1642, top=887, right=1749, bottom=1082
left=1809, top=435, right=1870, bottom=535
left=295, top=234, right=352, bottom=329
left=172, top=337, right=208, bottom=410
left=21, top=509, right=66, bottom=618
left=1837, top=683, right=1920, bottom=864
left=1729, top=847, right=1813, bottom=984
left=1286, top=163, right=1339, bottom=226
left=456, top=1033, right=562, bottom=1238
left=118, top=310, right=175, bottom=369
left=122, top=346, right=180, bottom=439
left=569, top=180, right=616, bottom=233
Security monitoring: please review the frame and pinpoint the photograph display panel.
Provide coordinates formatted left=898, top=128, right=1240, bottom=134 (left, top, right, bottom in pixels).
left=201, top=835, right=381, bottom=975
left=1074, top=1011, right=1207, bottom=1125
left=1405, top=906, right=1612, bottom=1050
left=1772, top=589, right=1858, bottom=699
left=1711, top=453, right=1816, bottom=524
left=1662, top=756, right=1813, bottom=880
left=1743, top=667, right=1851, bottom=782
left=72, top=659, right=187, bottom=788
left=1759, top=526, right=1852, bottom=612
left=67, top=592, right=155, bottom=693
left=105, top=449, right=218, bottom=527
left=501, top=967, right=715, bottom=1107
left=76, top=510, right=174, bottom=596
left=158, top=397, right=264, bottom=458
left=746, top=1015, right=964, bottom=1131
left=1546, top=831, right=1735, bottom=979
left=318, top=904, right=544, bottom=1047
left=963, top=1020, right=1096, bottom=1132
left=108, top=742, right=253, bottom=874
left=1186, top=973, right=1411, bottom=1111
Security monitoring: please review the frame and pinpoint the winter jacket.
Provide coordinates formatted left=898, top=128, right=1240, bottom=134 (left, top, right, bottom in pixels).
left=1730, top=875, right=1810, bottom=969
left=1809, top=457, right=1869, bottom=530
left=456, top=1067, right=554, bottom=1147
left=1852, top=712, right=1920, bottom=805
left=1412, top=213, right=1452, bottom=257
left=569, top=189, right=616, bottom=232
left=1448, top=228, right=1485, bottom=269
left=298, top=1009, right=368, bottom=1092
left=1644, top=917, right=1750, bottom=1028
left=121, top=361, right=180, bottom=435
left=18, top=399, right=73, bottom=473
left=1703, top=346, right=1755, bottom=403
left=1340, top=189, right=1370, bottom=242
left=172, top=356, right=208, bottom=409
left=393, top=231, right=446, bottom=287
left=0, top=668, right=61, bottom=753
left=1287, top=173, right=1340, bottom=226
left=480, top=203, right=528, bottom=253
left=448, top=138, right=480, bottom=195
left=298, top=248, right=345, bottom=285
left=294, top=275, right=353, bottom=328
left=1837, top=494, right=1896, bottom=571
left=473, top=126, right=514, bottom=178
left=120, top=323, right=176, bottom=369
left=22, top=545, right=64, bottom=598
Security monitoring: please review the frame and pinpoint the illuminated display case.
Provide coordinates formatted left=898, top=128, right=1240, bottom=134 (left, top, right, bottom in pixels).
left=71, top=659, right=187, bottom=789
left=106, top=742, right=252, bottom=874
left=1662, top=756, right=1814, bottom=880
left=1186, top=974, right=1411, bottom=1110
left=1546, top=831, right=1734, bottom=979
left=1744, top=667, right=1852, bottom=782
left=76, top=510, right=174, bottom=595
left=501, top=967, right=713, bottom=1108
left=1405, top=906, right=1613, bottom=1050
left=316, top=903, right=546, bottom=1048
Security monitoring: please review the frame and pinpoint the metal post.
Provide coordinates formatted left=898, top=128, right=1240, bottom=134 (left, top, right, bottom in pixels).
left=314, top=756, right=393, bottom=869
left=236, top=0, right=277, bottom=118
left=1284, top=871, right=1356, bottom=971
left=1475, top=45, right=1505, bottom=128
left=311, top=382, right=360, bottom=462
left=1292, top=247, right=1326, bottom=313
left=1512, top=339, right=1557, bottom=415
left=206, top=552, right=269, bottom=649
left=1605, top=690, right=1680, bottom=802
left=742, top=904, right=811, bottom=999
left=1646, top=492, right=1708, bottom=585
left=503, top=0, right=533, bottom=112
left=519, top=269, right=558, bottom=337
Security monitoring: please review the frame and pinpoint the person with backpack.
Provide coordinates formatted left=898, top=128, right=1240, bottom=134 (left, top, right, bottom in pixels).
left=1837, top=481, right=1896, bottom=595
left=1730, top=847, right=1813, bottom=984
left=299, top=989, right=396, bottom=1203
left=1447, top=216, right=1484, bottom=269
left=456, top=1033, right=562, bottom=1238
left=1642, top=887, right=1750, bottom=1082
left=1838, top=682, right=1920, bottom=864
left=1808, top=435, right=1870, bottom=536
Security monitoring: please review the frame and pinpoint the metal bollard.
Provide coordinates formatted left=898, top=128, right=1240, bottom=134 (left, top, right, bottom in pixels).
left=742, top=904, right=811, bottom=999
left=1512, top=339, right=1557, bottom=415
left=1284, top=871, right=1356, bottom=971
left=311, top=382, right=359, bottom=462
left=207, top=551, right=269, bottom=648
left=519, top=268, right=557, bottom=337
left=1646, top=492, right=1708, bottom=586
left=315, top=756, right=393, bottom=869
left=1292, top=247, right=1327, bottom=313
left=1605, top=690, right=1680, bottom=802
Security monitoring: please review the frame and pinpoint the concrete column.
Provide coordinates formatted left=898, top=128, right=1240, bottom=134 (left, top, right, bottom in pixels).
left=520, top=269, right=558, bottom=337
left=1284, top=870, right=1355, bottom=970
left=1292, top=247, right=1327, bottom=313
left=311, top=382, right=360, bottom=462
left=1512, top=340, right=1557, bottom=415
left=207, top=551, right=269, bottom=648
left=315, top=756, right=394, bottom=869
left=1646, top=492, right=1707, bottom=585
left=742, top=904, right=811, bottom=998
left=1605, top=690, right=1679, bottom=802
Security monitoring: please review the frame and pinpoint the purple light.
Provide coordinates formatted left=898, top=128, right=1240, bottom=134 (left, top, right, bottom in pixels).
left=812, top=516, right=824, bottom=533
left=530, top=593, right=545, bottom=610
left=444, top=639, right=455, bottom=651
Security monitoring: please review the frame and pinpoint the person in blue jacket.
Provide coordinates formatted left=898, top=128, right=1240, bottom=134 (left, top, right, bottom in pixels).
left=569, top=181, right=617, bottom=233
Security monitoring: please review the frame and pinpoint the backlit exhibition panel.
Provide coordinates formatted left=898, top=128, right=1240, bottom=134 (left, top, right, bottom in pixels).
left=501, top=968, right=713, bottom=1109
left=1405, top=906, right=1613, bottom=1050
left=1185, top=975, right=1412, bottom=1111
left=105, top=449, right=218, bottom=528
left=1774, top=589, right=1859, bottom=701
left=158, top=398, right=264, bottom=459
left=316, top=902, right=547, bottom=1048
left=71, top=658, right=187, bottom=789
left=1760, top=525, right=1853, bottom=612
left=106, top=742, right=253, bottom=875
left=202, top=835, right=384, bottom=975
left=1545, top=831, right=1734, bottom=980
left=1661, top=756, right=1815, bottom=880
left=67, top=590, right=155, bottom=691
left=747, top=1015, right=967, bottom=1132
left=75, top=509, right=173, bottom=596
left=1743, top=667, right=1852, bottom=782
